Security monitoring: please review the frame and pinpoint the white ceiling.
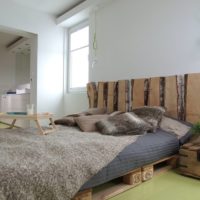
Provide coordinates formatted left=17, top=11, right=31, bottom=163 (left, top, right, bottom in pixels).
left=0, top=1, right=87, bottom=48
left=12, top=0, right=86, bottom=16
left=0, top=32, right=20, bottom=46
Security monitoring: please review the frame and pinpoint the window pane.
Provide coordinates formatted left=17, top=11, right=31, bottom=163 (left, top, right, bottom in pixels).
left=70, top=47, right=89, bottom=88
left=70, top=26, right=89, bottom=51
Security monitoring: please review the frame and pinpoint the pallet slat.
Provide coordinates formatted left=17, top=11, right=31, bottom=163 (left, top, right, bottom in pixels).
left=164, top=76, right=178, bottom=118
left=97, top=82, right=107, bottom=109
left=176, top=75, right=185, bottom=120
left=93, top=183, right=135, bottom=200
left=148, top=77, right=160, bottom=106
left=87, top=83, right=97, bottom=108
left=107, top=82, right=117, bottom=113
left=185, top=73, right=200, bottom=123
left=131, top=79, right=145, bottom=109
left=118, top=80, right=129, bottom=112
left=73, top=189, right=92, bottom=200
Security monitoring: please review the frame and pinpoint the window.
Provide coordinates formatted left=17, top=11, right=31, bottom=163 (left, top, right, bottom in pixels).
left=68, top=22, right=89, bottom=92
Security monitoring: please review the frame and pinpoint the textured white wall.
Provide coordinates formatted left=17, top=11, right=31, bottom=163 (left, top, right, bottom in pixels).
left=90, top=0, right=200, bottom=81
left=15, top=53, right=30, bottom=86
left=0, top=0, right=64, bottom=117
left=0, top=46, right=15, bottom=95
left=64, top=93, right=88, bottom=115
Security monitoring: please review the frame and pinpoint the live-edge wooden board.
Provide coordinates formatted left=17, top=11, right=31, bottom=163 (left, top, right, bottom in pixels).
left=87, top=72, right=200, bottom=123
left=185, top=73, right=200, bottom=123
left=117, top=80, right=129, bottom=112
left=148, top=77, right=160, bottom=106
left=87, top=82, right=97, bottom=108
left=164, top=76, right=178, bottom=118
left=107, top=82, right=117, bottom=113
left=97, top=82, right=107, bottom=109
left=131, top=79, right=145, bottom=109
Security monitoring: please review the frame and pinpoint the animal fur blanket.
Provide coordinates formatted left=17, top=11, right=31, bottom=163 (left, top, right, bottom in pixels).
left=0, top=126, right=139, bottom=200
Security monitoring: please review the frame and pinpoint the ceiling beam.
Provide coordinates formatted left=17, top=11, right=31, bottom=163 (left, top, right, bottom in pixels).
left=56, top=0, right=111, bottom=27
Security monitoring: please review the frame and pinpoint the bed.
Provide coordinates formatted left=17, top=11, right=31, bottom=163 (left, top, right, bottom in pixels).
left=0, top=72, right=199, bottom=200
left=0, top=122, right=192, bottom=200
left=81, top=128, right=190, bottom=190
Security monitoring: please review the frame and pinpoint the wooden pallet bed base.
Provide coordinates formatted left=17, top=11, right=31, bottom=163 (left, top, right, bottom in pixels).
left=73, top=155, right=178, bottom=200
left=82, top=73, right=197, bottom=200
left=73, top=189, right=92, bottom=200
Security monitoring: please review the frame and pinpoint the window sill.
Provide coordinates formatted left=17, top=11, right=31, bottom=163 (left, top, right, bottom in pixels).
left=67, top=87, right=87, bottom=94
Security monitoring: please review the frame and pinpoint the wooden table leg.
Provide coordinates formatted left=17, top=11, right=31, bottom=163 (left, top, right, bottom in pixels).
left=34, top=119, right=45, bottom=135
left=9, top=119, right=17, bottom=129
left=49, top=118, right=56, bottom=130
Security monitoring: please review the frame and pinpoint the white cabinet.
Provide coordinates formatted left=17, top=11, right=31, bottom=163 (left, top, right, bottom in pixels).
left=1, top=93, right=29, bottom=113
left=1, top=93, right=30, bottom=127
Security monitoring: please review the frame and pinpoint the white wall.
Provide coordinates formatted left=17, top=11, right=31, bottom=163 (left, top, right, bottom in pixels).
left=0, top=0, right=64, bottom=118
left=15, top=53, right=30, bottom=86
left=64, top=93, right=88, bottom=115
left=2, top=0, right=198, bottom=116
left=90, top=0, right=200, bottom=81
left=0, top=46, right=15, bottom=95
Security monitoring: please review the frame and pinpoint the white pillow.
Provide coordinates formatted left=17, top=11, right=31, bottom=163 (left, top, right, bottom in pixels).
left=160, top=116, right=191, bottom=139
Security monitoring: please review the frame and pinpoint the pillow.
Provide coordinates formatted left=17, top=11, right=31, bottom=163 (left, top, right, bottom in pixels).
left=54, top=112, right=87, bottom=126
left=132, top=106, right=165, bottom=132
left=96, top=112, right=152, bottom=136
left=160, top=116, right=191, bottom=139
left=54, top=116, right=76, bottom=126
left=109, top=111, right=124, bottom=116
left=75, top=114, right=109, bottom=132
left=54, top=109, right=107, bottom=127
left=66, top=113, right=86, bottom=117
left=82, top=108, right=107, bottom=115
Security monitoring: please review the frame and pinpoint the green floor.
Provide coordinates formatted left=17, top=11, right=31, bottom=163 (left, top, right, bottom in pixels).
left=108, top=171, right=200, bottom=200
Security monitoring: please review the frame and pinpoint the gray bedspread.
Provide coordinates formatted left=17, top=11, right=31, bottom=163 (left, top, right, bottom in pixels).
left=0, top=126, right=139, bottom=200
left=82, top=129, right=181, bottom=190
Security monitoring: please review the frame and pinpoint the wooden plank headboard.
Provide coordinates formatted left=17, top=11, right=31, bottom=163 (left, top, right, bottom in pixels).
left=87, top=73, right=200, bottom=124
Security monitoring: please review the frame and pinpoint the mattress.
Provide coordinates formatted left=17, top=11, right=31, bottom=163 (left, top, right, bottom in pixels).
left=81, top=129, right=190, bottom=190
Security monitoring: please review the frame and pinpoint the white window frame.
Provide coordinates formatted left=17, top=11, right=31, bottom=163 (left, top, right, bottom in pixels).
left=67, top=21, right=89, bottom=93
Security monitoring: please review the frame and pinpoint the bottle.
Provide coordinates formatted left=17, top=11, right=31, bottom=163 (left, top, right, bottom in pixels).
left=26, top=104, right=34, bottom=115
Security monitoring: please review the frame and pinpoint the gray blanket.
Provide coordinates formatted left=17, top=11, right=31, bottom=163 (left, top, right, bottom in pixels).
left=0, top=126, right=139, bottom=200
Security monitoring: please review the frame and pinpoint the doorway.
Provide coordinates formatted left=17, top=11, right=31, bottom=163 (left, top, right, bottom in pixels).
left=0, top=26, right=37, bottom=127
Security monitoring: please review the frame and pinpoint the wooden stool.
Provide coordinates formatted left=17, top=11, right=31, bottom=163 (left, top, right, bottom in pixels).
left=179, top=143, right=200, bottom=178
